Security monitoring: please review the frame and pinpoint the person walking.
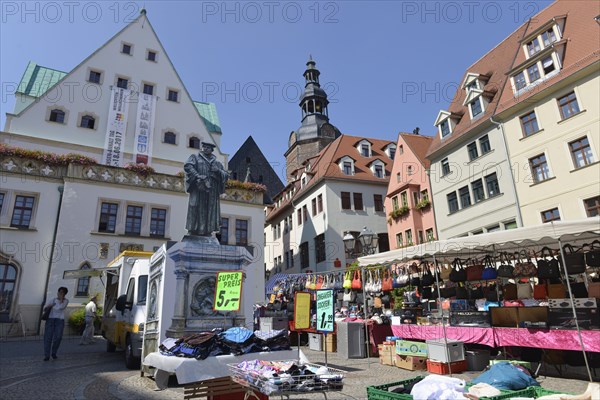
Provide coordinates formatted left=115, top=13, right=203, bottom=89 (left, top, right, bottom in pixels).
left=43, top=287, right=69, bottom=361
left=80, top=295, right=97, bottom=345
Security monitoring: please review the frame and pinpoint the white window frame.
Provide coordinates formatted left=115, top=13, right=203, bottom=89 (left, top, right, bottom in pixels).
left=1, top=190, right=40, bottom=229
left=355, top=140, right=372, bottom=157
left=370, top=159, right=386, bottom=178
left=146, top=49, right=158, bottom=62
left=339, top=156, right=355, bottom=175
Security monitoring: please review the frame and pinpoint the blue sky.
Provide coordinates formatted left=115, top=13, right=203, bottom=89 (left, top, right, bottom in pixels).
left=1, top=1, right=553, bottom=180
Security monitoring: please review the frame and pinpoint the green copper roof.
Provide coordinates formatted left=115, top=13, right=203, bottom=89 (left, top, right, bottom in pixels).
left=193, top=101, right=222, bottom=133
left=17, top=62, right=67, bottom=97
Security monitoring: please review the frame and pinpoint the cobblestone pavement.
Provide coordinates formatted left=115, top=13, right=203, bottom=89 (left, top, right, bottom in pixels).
left=0, top=335, right=594, bottom=399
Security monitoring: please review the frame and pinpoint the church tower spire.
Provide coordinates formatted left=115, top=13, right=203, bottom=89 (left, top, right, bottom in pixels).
left=285, top=56, right=340, bottom=182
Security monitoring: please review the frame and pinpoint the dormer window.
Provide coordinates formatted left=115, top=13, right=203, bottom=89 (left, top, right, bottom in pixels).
left=466, top=80, right=478, bottom=91
left=440, top=120, right=451, bottom=137
left=542, top=56, right=556, bottom=75
left=470, top=98, right=483, bottom=118
left=526, top=37, right=541, bottom=57
left=384, top=144, right=397, bottom=159
left=361, top=144, right=370, bottom=157
left=514, top=72, right=527, bottom=90
left=435, top=110, right=459, bottom=138
left=339, top=156, right=355, bottom=176
left=541, top=28, right=557, bottom=46
left=369, top=159, right=386, bottom=178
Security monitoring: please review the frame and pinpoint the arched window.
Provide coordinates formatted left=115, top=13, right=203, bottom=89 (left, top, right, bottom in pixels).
left=0, top=261, right=18, bottom=322
left=76, top=263, right=91, bottom=297
left=164, top=131, right=176, bottom=145
left=80, top=115, right=95, bottom=129
left=49, top=109, right=65, bottom=123
left=189, top=136, right=200, bottom=149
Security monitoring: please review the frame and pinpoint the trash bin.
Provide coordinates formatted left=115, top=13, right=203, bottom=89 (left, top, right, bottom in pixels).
left=466, top=350, right=491, bottom=371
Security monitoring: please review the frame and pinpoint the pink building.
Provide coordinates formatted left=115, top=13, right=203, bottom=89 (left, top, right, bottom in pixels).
left=385, top=133, right=437, bottom=249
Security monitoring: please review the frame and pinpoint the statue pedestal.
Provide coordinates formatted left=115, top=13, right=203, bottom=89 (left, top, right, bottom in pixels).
left=145, top=237, right=251, bottom=344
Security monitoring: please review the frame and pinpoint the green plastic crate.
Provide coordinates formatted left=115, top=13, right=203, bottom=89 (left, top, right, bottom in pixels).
left=473, top=386, right=570, bottom=400
left=366, top=376, right=425, bottom=400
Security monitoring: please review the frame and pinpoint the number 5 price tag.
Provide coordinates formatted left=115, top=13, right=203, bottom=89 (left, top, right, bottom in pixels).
left=214, top=271, right=243, bottom=312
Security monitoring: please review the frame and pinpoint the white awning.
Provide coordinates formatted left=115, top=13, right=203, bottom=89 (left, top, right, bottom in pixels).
left=358, top=218, right=600, bottom=266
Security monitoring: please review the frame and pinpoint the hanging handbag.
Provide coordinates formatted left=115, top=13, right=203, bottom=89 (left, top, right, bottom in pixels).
left=517, top=281, right=533, bottom=299
left=392, top=267, right=402, bottom=289
left=420, top=262, right=434, bottom=287
left=365, top=270, right=373, bottom=292
left=421, top=286, right=434, bottom=300
left=497, top=253, right=514, bottom=278
left=502, top=283, right=518, bottom=300
left=585, top=240, right=600, bottom=267
left=513, top=251, right=537, bottom=277
left=309, top=275, right=317, bottom=290
left=373, top=270, right=382, bottom=292
left=315, top=275, right=324, bottom=290
left=536, top=247, right=561, bottom=279
left=343, top=271, right=352, bottom=289
left=547, top=283, right=567, bottom=298
left=351, top=270, right=362, bottom=290
left=570, top=281, right=589, bottom=298
left=469, top=285, right=484, bottom=300
left=466, top=258, right=485, bottom=281
left=343, top=289, right=355, bottom=302
left=455, top=284, right=468, bottom=300
left=440, top=263, right=452, bottom=281
left=533, top=283, right=547, bottom=300
left=382, top=268, right=393, bottom=292
left=450, top=258, right=467, bottom=282
left=484, top=284, right=499, bottom=301
left=440, top=286, right=457, bottom=298
left=410, top=264, right=421, bottom=287
left=481, top=255, right=498, bottom=280
left=396, top=266, right=409, bottom=288
left=558, top=244, right=586, bottom=275
left=373, top=296, right=382, bottom=308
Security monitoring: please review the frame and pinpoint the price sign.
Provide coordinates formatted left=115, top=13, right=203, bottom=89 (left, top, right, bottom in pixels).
left=316, top=289, right=334, bottom=333
left=213, top=271, right=243, bottom=312
left=294, top=292, right=311, bottom=330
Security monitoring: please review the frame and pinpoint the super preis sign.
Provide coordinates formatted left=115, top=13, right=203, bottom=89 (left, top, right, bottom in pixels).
left=213, top=271, right=243, bottom=312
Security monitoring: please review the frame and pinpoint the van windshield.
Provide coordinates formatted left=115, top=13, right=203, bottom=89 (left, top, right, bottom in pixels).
left=137, top=275, right=148, bottom=304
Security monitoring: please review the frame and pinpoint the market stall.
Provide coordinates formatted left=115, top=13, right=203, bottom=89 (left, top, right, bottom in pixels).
left=357, top=218, right=600, bottom=381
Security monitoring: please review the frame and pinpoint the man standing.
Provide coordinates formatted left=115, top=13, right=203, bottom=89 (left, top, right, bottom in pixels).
left=80, top=296, right=97, bottom=345
left=184, top=142, right=229, bottom=237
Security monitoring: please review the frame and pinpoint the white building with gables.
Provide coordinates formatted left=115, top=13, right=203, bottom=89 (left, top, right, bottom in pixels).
left=0, top=10, right=265, bottom=335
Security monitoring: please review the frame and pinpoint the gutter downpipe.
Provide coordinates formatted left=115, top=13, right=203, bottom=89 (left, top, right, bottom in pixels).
left=38, top=185, right=64, bottom=335
left=489, top=116, right=524, bottom=228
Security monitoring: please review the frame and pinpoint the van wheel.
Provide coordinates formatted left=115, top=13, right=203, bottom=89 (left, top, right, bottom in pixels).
left=106, top=340, right=116, bottom=353
left=125, top=336, right=140, bottom=370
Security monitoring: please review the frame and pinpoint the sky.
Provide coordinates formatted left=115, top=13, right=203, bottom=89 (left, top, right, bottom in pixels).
left=1, top=0, right=554, bottom=180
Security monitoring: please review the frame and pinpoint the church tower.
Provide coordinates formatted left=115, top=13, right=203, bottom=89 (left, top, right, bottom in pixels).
left=284, top=57, right=340, bottom=182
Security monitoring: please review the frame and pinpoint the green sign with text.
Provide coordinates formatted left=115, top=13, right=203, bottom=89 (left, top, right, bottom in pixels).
left=316, top=289, right=334, bottom=333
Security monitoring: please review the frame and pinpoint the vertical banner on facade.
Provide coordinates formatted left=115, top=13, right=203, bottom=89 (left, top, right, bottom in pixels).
left=316, top=289, right=334, bottom=333
left=102, top=87, right=130, bottom=167
left=133, top=93, right=156, bottom=165
left=294, top=292, right=311, bottom=330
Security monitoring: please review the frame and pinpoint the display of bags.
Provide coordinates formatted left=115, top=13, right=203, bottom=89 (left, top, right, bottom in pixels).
left=351, top=270, right=362, bottom=290
left=481, top=256, right=498, bottom=280
left=372, top=270, right=382, bottom=292
left=466, top=259, right=485, bottom=281
left=517, top=281, right=533, bottom=299
left=440, top=286, right=457, bottom=298
left=484, top=284, right=499, bottom=301
left=315, top=275, right=323, bottom=290
left=343, top=289, right=355, bottom=302
left=559, top=244, right=586, bottom=275
left=455, top=284, right=469, bottom=300
left=469, top=285, right=484, bottom=300
left=497, top=253, right=514, bottom=278
left=440, top=263, right=452, bottom=280
left=547, top=283, right=567, bottom=298
left=450, top=258, right=467, bottom=282
left=513, top=251, right=537, bottom=277
left=537, top=247, right=561, bottom=279
left=395, top=266, right=409, bottom=288
left=570, top=281, right=589, bottom=298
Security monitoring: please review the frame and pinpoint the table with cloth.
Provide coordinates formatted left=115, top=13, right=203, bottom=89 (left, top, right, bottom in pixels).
left=144, top=349, right=308, bottom=389
left=391, top=324, right=600, bottom=352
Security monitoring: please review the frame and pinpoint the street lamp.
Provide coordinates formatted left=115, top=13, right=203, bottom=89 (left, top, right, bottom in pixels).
left=344, top=227, right=379, bottom=258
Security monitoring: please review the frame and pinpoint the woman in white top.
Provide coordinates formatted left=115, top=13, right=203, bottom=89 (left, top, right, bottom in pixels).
left=43, top=287, right=69, bottom=361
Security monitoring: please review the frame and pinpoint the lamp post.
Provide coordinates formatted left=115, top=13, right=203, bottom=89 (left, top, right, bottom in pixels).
left=342, top=226, right=379, bottom=363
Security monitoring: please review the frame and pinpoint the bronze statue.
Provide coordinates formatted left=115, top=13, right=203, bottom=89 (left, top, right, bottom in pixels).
left=184, top=142, right=229, bottom=237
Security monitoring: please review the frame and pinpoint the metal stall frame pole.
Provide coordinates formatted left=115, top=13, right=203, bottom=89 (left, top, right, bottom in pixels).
left=361, top=266, right=372, bottom=366
left=557, top=239, right=592, bottom=382
left=432, top=254, right=453, bottom=376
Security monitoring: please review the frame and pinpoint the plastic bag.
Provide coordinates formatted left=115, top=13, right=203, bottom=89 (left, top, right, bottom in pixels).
left=471, top=362, right=539, bottom=391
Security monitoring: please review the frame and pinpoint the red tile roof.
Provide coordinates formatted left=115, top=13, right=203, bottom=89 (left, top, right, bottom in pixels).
left=400, top=133, right=433, bottom=170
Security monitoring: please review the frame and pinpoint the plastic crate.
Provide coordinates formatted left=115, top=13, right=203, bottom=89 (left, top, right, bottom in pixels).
left=473, top=386, right=570, bottom=400
left=366, top=376, right=425, bottom=400
left=426, top=359, right=467, bottom=375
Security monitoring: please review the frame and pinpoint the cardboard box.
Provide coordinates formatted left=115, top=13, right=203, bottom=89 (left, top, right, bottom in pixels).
left=378, top=344, right=395, bottom=366
left=395, top=355, right=427, bottom=370
left=396, top=340, right=428, bottom=357
left=324, top=334, right=336, bottom=352
left=491, top=307, right=519, bottom=327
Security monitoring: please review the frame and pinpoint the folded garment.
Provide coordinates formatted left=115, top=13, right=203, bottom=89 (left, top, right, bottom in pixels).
left=468, top=383, right=501, bottom=398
